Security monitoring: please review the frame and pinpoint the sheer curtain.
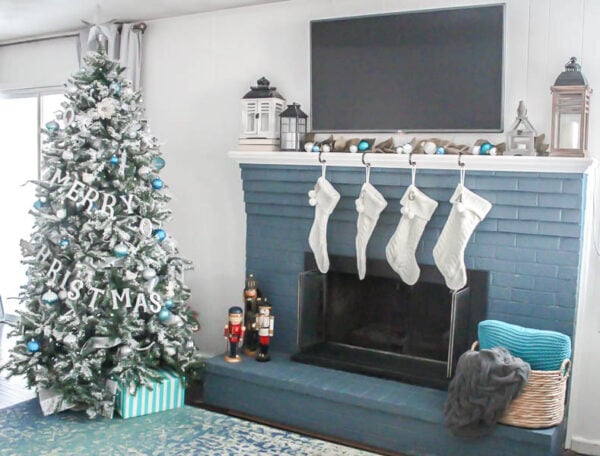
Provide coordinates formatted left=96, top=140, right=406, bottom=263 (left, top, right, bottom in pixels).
left=78, top=23, right=145, bottom=91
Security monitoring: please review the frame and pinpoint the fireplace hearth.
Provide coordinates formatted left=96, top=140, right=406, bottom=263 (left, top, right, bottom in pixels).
left=293, top=254, right=488, bottom=389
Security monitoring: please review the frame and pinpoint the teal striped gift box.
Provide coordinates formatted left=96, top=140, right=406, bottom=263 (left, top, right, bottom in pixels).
left=115, top=369, right=185, bottom=419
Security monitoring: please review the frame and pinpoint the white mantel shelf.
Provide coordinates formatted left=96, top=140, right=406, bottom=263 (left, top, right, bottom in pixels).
left=229, top=151, right=595, bottom=174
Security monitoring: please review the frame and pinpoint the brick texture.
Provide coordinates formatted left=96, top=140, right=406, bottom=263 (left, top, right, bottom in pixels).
left=242, top=165, right=584, bottom=351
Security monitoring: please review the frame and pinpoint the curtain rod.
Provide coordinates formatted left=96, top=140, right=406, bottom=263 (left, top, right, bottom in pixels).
left=0, top=22, right=147, bottom=48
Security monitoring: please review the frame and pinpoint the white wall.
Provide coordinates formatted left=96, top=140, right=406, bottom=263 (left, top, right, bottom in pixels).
left=1, top=0, right=599, bottom=451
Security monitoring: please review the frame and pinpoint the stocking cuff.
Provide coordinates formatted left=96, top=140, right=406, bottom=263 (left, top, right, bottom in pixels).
left=356, top=182, right=388, bottom=219
left=400, top=185, right=438, bottom=220
left=309, top=177, right=341, bottom=214
left=450, top=184, right=492, bottom=220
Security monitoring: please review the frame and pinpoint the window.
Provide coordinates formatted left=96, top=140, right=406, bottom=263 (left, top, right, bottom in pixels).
left=0, top=91, right=64, bottom=314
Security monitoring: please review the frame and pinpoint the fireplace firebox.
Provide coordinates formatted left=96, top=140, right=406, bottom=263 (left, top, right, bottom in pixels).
left=293, top=254, right=488, bottom=390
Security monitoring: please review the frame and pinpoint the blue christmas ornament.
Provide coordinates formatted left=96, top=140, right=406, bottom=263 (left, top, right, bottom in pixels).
left=164, top=298, right=174, bottom=309
left=436, top=146, right=445, bottom=155
left=152, top=157, right=166, bottom=170
left=158, top=308, right=172, bottom=322
left=42, top=291, right=59, bottom=305
left=358, top=140, right=370, bottom=151
left=27, top=340, right=40, bottom=353
left=33, top=200, right=43, bottom=210
left=45, top=120, right=59, bottom=133
left=111, top=82, right=121, bottom=95
left=110, top=155, right=119, bottom=165
left=60, top=239, right=69, bottom=248
left=152, top=178, right=164, bottom=190
left=312, top=144, right=320, bottom=153
left=479, top=142, right=493, bottom=155
left=154, top=228, right=167, bottom=242
left=113, top=243, right=129, bottom=258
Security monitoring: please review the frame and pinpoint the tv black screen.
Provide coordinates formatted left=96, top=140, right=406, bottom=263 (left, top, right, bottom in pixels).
left=310, top=5, right=504, bottom=132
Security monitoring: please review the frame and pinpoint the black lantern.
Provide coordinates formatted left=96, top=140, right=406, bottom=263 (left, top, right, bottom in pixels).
left=550, top=57, right=592, bottom=157
left=279, top=103, right=308, bottom=151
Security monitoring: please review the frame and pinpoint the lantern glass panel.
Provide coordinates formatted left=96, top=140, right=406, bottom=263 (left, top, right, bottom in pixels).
left=247, top=112, right=256, bottom=132
left=299, top=118, right=306, bottom=133
left=555, top=112, right=580, bottom=149
left=281, top=117, right=289, bottom=132
left=260, top=112, right=269, bottom=132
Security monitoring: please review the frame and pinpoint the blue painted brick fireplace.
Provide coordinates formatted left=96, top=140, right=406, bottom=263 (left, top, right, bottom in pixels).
left=205, top=163, right=585, bottom=455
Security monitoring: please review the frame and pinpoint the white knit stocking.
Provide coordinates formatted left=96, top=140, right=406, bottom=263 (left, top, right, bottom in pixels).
left=433, top=184, right=492, bottom=290
left=386, top=185, right=438, bottom=285
left=308, top=177, right=341, bottom=273
left=355, top=182, right=387, bottom=279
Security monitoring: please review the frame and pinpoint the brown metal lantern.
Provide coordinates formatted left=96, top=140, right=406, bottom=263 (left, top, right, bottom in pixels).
left=550, top=57, right=592, bottom=157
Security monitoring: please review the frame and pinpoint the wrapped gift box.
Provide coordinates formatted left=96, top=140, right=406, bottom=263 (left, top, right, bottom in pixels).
left=114, top=369, right=185, bottom=419
left=38, top=388, right=75, bottom=416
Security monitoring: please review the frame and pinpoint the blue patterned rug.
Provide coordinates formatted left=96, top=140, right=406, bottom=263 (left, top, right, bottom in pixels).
left=0, top=399, right=377, bottom=456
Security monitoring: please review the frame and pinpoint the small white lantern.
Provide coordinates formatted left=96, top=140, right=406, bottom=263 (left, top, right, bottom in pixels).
left=506, top=100, right=537, bottom=156
left=241, top=77, right=285, bottom=140
left=550, top=57, right=592, bottom=157
left=280, top=103, right=308, bottom=151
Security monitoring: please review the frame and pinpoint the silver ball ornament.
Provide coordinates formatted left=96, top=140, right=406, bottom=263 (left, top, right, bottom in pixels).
left=142, top=268, right=157, bottom=281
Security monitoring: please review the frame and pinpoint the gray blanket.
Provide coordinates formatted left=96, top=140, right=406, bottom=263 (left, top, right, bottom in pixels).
left=444, top=347, right=530, bottom=438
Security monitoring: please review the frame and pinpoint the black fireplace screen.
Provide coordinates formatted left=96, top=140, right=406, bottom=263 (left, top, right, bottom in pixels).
left=293, top=254, right=488, bottom=390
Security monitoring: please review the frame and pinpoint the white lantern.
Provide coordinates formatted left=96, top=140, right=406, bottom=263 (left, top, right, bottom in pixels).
left=241, top=77, right=285, bottom=141
left=550, top=57, right=592, bottom=157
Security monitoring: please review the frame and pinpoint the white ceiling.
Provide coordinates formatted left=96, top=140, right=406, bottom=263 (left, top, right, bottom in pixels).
left=0, top=0, right=289, bottom=43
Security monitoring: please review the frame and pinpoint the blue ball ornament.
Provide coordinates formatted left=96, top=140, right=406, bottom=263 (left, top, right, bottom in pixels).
left=42, top=291, right=59, bottom=305
left=110, top=155, right=119, bottom=165
left=27, top=340, right=40, bottom=353
left=33, top=200, right=43, bottom=210
left=152, top=157, right=166, bottom=170
left=45, top=120, right=59, bottom=133
left=479, top=142, right=493, bottom=155
left=153, top=228, right=167, bottom=242
left=111, top=82, right=121, bottom=95
left=158, top=308, right=172, bottom=322
left=312, top=144, right=320, bottom=153
left=358, top=140, right=370, bottom=151
left=60, top=239, right=69, bottom=248
left=436, top=146, right=445, bottom=155
left=113, top=243, right=128, bottom=258
left=152, top=178, right=164, bottom=190
left=164, top=298, right=174, bottom=309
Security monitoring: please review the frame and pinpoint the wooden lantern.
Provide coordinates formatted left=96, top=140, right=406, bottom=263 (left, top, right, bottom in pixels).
left=241, top=77, right=285, bottom=141
left=506, top=101, right=537, bottom=156
left=550, top=57, right=592, bottom=157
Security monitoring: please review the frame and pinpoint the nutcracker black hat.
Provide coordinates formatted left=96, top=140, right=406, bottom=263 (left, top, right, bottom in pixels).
left=258, top=297, right=271, bottom=309
left=228, top=306, right=243, bottom=315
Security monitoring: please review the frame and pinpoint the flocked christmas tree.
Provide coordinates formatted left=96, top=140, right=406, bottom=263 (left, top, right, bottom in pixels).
left=2, top=49, right=201, bottom=418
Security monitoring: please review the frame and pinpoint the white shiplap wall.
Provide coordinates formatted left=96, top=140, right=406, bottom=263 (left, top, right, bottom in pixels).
left=0, top=0, right=599, bottom=451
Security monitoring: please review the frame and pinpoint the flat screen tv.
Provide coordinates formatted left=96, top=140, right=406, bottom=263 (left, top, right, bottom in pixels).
left=310, top=5, right=504, bottom=132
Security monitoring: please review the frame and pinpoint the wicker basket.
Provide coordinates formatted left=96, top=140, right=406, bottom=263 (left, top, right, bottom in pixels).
left=470, top=341, right=570, bottom=429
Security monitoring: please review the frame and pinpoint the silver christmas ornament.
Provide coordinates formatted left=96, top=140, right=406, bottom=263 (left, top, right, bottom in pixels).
left=142, top=268, right=157, bottom=281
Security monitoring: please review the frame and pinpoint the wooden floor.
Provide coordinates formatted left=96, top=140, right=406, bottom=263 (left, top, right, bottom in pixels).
left=0, top=324, right=590, bottom=455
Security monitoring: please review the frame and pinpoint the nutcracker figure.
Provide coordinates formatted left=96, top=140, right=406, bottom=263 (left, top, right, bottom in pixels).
left=224, top=306, right=245, bottom=363
left=255, top=298, right=274, bottom=362
left=243, top=273, right=260, bottom=355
